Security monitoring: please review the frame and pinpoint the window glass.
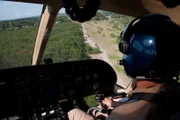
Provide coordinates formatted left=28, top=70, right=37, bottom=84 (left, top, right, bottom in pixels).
left=43, top=9, right=134, bottom=88
left=0, top=1, right=42, bottom=68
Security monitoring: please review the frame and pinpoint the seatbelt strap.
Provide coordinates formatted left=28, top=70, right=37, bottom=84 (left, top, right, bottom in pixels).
left=127, top=92, right=166, bottom=105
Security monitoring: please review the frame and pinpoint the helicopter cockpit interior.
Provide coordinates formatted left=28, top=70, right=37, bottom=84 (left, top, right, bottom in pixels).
left=0, top=59, right=117, bottom=120
left=1, top=0, right=180, bottom=120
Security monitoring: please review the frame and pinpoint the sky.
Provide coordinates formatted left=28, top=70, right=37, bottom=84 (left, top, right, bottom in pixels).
left=0, top=1, right=65, bottom=21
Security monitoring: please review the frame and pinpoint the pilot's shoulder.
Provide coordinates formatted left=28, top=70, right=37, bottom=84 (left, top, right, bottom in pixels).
left=107, top=100, right=157, bottom=120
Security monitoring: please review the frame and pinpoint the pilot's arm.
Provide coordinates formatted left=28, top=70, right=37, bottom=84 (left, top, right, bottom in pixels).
left=68, top=108, right=94, bottom=120
left=101, top=98, right=126, bottom=109
left=107, top=100, right=157, bottom=120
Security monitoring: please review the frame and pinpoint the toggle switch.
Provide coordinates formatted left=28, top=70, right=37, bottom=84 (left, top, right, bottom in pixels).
left=41, top=112, right=46, bottom=116
left=50, top=110, right=55, bottom=114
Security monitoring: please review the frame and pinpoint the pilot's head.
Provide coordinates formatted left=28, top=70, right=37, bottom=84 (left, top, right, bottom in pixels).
left=119, top=13, right=180, bottom=82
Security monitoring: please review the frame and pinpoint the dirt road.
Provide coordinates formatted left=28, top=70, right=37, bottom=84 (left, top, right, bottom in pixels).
left=82, top=24, right=113, bottom=66
left=82, top=23, right=131, bottom=90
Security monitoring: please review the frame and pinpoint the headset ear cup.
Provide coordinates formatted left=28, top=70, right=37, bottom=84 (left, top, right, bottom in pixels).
left=119, top=41, right=128, bottom=54
left=122, top=16, right=141, bottom=42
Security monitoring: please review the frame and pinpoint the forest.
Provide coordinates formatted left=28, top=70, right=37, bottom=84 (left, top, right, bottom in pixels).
left=0, top=11, right=132, bottom=70
left=0, top=15, right=96, bottom=69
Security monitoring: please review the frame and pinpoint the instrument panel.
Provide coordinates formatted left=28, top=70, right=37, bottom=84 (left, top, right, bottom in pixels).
left=0, top=59, right=117, bottom=119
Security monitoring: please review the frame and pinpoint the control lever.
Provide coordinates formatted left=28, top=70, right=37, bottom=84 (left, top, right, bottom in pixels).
left=95, top=94, right=108, bottom=113
left=44, top=58, right=53, bottom=64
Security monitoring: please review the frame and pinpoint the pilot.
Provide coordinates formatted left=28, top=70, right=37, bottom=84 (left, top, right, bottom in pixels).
left=68, top=13, right=180, bottom=120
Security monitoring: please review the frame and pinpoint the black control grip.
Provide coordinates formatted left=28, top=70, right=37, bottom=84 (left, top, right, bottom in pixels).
left=100, top=103, right=108, bottom=113
left=95, top=94, right=105, bottom=103
left=95, top=94, right=108, bottom=113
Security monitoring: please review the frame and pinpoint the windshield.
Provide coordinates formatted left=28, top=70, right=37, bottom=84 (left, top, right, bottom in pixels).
left=42, top=14, right=90, bottom=63
left=43, top=9, right=134, bottom=88
left=0, top=1, right=42, bottom=69
left=0, top=2, right=134, bottom=106
left=0, top=1, right=134, bottom=88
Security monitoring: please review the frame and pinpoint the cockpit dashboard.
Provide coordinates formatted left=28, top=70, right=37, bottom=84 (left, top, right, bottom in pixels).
left=0, top=59, right=117, bottom=120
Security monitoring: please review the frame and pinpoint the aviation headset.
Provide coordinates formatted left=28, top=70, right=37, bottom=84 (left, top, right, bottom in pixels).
left=118, top=13, right=180, bottom=80
left=119, top=13, right=171, bottom=54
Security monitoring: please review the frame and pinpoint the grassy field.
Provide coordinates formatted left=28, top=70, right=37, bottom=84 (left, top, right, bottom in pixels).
left=84, top=12, right=134, bottom=87
left=84, top=95, right=98, bottom=107
left=0, top=26, right=37, bottom=68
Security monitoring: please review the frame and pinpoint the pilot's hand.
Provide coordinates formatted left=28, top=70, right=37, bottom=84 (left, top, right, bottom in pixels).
left=97, top=104, right=103, bottom=109
left=102, top=98, right=114, bottom=109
